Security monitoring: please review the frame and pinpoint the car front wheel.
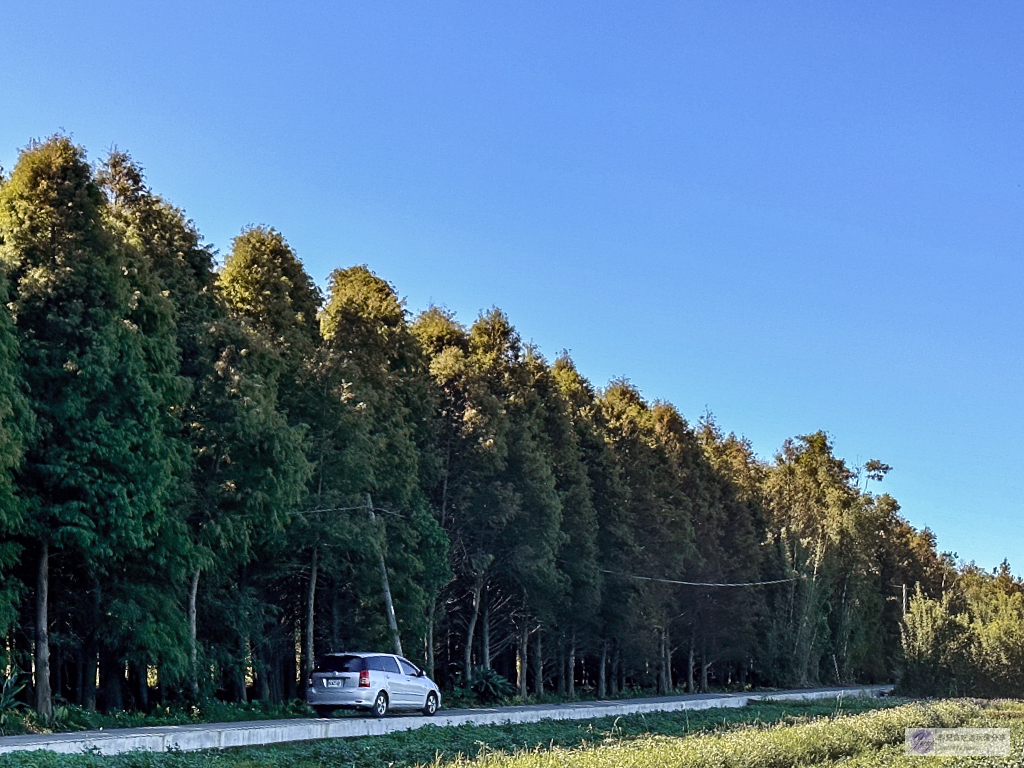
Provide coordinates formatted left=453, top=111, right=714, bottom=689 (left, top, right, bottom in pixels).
left=372, top=691, right=388, bottom=717
left=422, top=692, right=438, bottom=716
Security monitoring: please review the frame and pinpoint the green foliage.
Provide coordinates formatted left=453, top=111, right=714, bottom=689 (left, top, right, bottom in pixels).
left=458, top=701, right=979, bottom=768
left=0, top=697, right=904, bottom=766
left=899, top=564, right=1024, bottom=698
left=0, top=266, right=32, bottom=634
left=899, top=589, right=974, bottom=696
left=470, top=665, right=515, bottom=702
left=0, top=136, right=184, bottom=558
left=218, top=226, right=322, bottom=357
left=0, top=669, right=28, bottom=735
left=0, top=136, right=984, bottom=717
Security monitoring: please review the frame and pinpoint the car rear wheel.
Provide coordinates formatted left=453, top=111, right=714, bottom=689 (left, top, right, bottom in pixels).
left=372, top=691, right=388, bottom=717
left=422, top=692, right=438, bottom=716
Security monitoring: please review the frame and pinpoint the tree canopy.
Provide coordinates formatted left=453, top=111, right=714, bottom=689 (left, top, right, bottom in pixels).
left=0, top=137, right=1000, bottom=715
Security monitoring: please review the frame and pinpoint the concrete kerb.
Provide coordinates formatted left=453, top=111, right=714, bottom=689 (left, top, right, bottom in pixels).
left=0, top=685, right=892, bottom=756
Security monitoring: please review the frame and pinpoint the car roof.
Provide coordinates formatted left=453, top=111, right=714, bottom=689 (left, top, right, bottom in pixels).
left=322, top=651, right=392, bottom=657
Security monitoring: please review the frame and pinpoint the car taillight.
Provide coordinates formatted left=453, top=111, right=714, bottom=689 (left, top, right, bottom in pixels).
left=307, top=676, right=313, bottom=688
left=359, top=668, right=370, bottom=687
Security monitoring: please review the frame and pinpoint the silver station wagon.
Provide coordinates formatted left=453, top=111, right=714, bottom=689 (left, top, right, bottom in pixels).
left=307, top=652, right=441, bottom=717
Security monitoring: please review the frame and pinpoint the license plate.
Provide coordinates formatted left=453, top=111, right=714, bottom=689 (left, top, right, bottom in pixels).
left=325, top=679, right=343, bottom=688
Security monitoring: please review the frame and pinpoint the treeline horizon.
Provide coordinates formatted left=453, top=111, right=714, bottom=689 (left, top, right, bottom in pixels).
left=0, top=136, right=1015, bottom=717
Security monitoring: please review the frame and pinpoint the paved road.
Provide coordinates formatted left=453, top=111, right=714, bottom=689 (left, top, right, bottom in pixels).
left=0, top=685, right=891, bottom=755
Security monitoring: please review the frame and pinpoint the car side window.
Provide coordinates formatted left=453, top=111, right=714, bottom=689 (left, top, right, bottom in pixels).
left=398, top=658, right=418, bottom=676
left=381, top=656, right=401, bottom=674
left=365, top=657, right=384, bottom=671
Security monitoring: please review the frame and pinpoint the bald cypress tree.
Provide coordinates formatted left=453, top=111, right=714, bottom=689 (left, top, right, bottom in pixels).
left=599, top=382, right=696, bottom=689
left=98, top=157, right=313, bottom=698
left=528, top=353, right=599, bottom=697
left=0, top=263, right=33, bottom=639
left=0, top=137, right=185, bottom=715
left=318, top=266, right=447, bottom=666
left=217, top=226, right=320, bottom=698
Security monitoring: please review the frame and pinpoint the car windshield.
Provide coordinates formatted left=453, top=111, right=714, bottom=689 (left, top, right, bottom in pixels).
left=314, top=654, right=363, bottom=673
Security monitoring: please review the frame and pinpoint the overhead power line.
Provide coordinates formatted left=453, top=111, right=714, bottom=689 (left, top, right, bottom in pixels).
left=600, top=569, right=796, bottom=588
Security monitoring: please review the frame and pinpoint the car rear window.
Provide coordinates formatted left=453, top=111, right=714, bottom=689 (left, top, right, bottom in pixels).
left=314, top=655, right=364, bottom=673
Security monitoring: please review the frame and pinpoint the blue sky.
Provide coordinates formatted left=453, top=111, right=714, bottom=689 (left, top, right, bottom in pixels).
left=3, top=1, right=1022, bottom=569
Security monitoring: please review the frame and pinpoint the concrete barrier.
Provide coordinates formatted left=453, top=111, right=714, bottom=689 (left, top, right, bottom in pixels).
left=0, top=685, right=891, bottom=755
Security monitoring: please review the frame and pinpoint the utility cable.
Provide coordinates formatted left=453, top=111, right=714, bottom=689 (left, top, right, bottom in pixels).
left=600, top=569, right=796, bottom=587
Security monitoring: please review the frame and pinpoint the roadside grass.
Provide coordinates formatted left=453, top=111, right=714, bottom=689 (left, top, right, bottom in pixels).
left=0, top=696, right=904, bottom=768
left=827, top=700, right=1024, bottom=768
left=0, top=684, right=885, bottom=736
left=460, top=700, right=983, bottom=768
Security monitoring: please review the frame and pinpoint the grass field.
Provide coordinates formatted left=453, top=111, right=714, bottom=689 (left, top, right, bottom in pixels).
left=0, top=696, right=1020, bottom=768
left=462, top=699, right=1023, bottom=768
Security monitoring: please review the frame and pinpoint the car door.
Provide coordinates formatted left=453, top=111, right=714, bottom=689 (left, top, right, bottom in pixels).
left=397, top=657, right=426, bottom=707
left=379, top=655, right=408, bottom=706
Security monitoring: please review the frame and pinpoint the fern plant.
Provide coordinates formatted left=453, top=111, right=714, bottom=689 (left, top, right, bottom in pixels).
left=470, top=666, right=514, bottom=703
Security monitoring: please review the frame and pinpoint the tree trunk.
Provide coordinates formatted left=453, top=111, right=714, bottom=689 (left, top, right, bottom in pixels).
left=128, top=662, right=148, bottom=712
left=189, top=567, right=200, bottom=696
left=517, top=621, right=528, bottom=698
left=302, top=546, right=318, bottom=695
left=607, top=642, right=617, bottom=695
left=35, top=541, right=52, bottom=718
left=53, top=641, right=64, bottom=706
left=83, top=643, right=98, bottom=711
left=657, top=627, right=667, bottom=694
left=609, top=644, right=619, bottom=695
left=463, top=572, right=486, bottom=681
left=368, top=494, right=403, bottom=656
left=687, top=636, right=695, bottom=693
left=100, top=651, right=124, bottom=711
left=74, top=654, right=83, bottom=706
left=598, top=641, right=607, bottom=699
left=556, top=643, right=566, bottom=695
left=284, top=631, right=297, bottom=701
left=664, top=625, right=672, bottom=692
left=427, top=598, right=436, bottom=679
left=255, top=647, right=271, bottom=702
left=567, top=634, right=576, bottom=700
left=532, top=627, right=543, bottom=697
left=482, top=587, right=491, bottom=669
left=616, top=646, right=625, bottom=693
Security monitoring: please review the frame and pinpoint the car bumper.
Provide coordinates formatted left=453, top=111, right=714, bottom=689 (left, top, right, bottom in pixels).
left=307, top=686, right=376, bottom=708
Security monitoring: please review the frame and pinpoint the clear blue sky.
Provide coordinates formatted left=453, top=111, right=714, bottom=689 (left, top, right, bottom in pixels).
left=3, top=1, right=1022, bottom=570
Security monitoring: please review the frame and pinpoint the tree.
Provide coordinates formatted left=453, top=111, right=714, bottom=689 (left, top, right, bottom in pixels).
left=599, top=381, right=696, bottom=691
left=98, top=154, right=314, bottom=700
left=315, top=266, right=447, bottom=669
left=214, top=226, right=320, bottom=699
left=218, top=226, right=321, bottom=362
left=532, top=353, right=600, bottom=696
left=552, top=356, right=631, bottom=696
left=0, top=263, right=33, bottom=638
left=900, top=588, right=974, bottom=696
left=0, top=137, right=186, bottom=715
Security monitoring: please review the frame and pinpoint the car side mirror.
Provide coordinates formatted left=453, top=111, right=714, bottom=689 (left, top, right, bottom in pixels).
left=417, top=670, right=425, bottom=677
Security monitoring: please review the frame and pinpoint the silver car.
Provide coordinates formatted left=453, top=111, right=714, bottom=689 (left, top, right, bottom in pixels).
left=306, top=652, right=441, bottom=717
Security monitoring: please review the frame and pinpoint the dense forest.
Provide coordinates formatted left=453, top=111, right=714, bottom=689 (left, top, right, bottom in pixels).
left=0, top=137, right=1017, bottom=717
